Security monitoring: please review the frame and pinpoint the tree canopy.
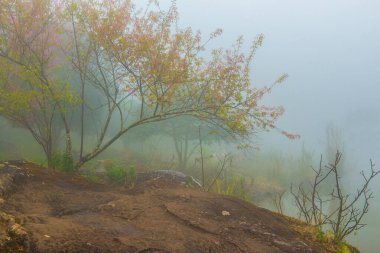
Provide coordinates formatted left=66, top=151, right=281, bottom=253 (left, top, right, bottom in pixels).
left=0, top=0, right=293, bottom=170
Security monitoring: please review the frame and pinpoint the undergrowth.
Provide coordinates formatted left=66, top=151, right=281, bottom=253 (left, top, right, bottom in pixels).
left=289, top=220, right=360, bottom=253
left=210, top=175, right=254, bottom=202
left=51, top=151, right=74, bottom=172
left=106, top=165, right=126, bottom=184
left=105, top=162, right=137, bottom=188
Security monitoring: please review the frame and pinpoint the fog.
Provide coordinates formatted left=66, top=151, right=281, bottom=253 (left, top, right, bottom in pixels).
left=165, top=1, right=380, bottom=252
left=1, top=0, right=379, bottom=252
left=168, top=0, right=380, bottom=149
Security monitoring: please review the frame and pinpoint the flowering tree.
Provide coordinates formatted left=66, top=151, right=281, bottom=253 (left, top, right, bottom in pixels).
left=0, top=0, right=79, bottom=167
left=0, top=0, right=293, bottom=170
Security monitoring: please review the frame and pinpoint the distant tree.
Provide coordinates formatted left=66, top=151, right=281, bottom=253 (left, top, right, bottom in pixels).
left=0, top=0, right=290, bottom=170
left=121, top=116, right=235, bottom=171
left=158, top=116, right=235, bottom=171
left=167, top=118, right=228, bottom=171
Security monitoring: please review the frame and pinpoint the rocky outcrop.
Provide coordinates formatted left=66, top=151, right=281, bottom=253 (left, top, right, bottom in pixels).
left=0, top=161, right=34, bottom=252
left=0, top=160, right=355, bottom=253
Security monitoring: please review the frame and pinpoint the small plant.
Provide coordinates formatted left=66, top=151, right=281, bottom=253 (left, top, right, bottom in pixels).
left=313, top=228, right=355, bottom=253
left=51, top=152, right=62, bottom=170
left=125, top=166, right=137, bottom=188
left=316, top=226, right=325, bottom=243
left=106, top=165, right=126, bottom=185
left=61, top=150, right=74, bottom=172
left=338, top=244, right=351, bottom=253
left=51, top=151, right=74, bottom=172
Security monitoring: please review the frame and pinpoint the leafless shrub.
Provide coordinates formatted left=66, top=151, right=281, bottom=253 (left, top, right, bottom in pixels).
left=207, top=153, right=233, bottom=191
left=272, top=190, right=286, bottom=215
left=290, top=150, right=379, bottom=241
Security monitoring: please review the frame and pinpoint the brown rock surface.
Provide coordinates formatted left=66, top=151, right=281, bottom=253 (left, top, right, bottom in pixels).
left=0, top=161, right=340, bottom=253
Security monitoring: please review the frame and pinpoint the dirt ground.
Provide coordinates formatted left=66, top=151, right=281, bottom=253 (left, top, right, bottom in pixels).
left=0, top=160, right=344, bottom=253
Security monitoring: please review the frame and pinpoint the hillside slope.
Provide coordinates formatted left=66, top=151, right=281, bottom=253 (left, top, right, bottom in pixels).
left=0, top=160, right=355, bottom=253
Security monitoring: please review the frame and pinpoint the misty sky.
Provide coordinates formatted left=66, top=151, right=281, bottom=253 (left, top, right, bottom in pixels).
left=159, top=1, right=380, bottom=251
left=155, top=0, right=380, bottom=162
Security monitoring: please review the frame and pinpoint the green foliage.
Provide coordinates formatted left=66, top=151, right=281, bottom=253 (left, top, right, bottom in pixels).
left=335, top=238, right=354, bottom=253
left=316, top=226, right=326, bottom=243
left=313, top=228, right=353, bottom=253
left=80, top=160, right=136, bottom=187
left=338, top=244, right=351, bottom=253
left=51, top=152, right=61, bottom=170
left=106, top=165, right=126, bottom=185
left=52, top=151, right=74, bottom=172
left=62, top=151, right=74, bottom=172
left=315, top=228, right=335, bottom=244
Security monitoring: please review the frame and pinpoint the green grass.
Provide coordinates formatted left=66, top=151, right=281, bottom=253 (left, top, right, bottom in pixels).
left=51, top=151, right=74, bottom=172
left=104, top=164, right=137, bottom=187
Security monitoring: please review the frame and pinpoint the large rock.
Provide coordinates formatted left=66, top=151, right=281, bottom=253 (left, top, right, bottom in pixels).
left=137, top=169, right=202, bottom=187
